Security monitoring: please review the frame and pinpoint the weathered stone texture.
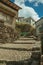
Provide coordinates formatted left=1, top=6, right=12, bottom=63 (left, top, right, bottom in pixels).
left=0, top=20, right=16, bottom=43
left=41, top=55, right=43, bottom=65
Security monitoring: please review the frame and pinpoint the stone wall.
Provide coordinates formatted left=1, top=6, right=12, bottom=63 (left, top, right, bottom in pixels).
left=0, top=20, right=17, bottom=43
left=41, top=55, right=43, bottom=65
left=0, top=12, right=13, bottom=25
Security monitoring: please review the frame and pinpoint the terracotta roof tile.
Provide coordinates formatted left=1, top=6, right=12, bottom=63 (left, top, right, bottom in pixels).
left=1, top=0, right=22, bottom=11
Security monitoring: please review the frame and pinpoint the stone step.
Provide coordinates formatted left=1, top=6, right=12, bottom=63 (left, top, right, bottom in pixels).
left=14, top=40, right=35, bottom=44
left=18, top=38, right=34, bottom=40
left=0, top=45, right=40, bottom=61
left=0, top=47, right=40, bottom=65
left=0, top=43, right=35, bottom=50
left=0, top=48, right=31, bottom=61
left=0, top=43, right=41, bottom=52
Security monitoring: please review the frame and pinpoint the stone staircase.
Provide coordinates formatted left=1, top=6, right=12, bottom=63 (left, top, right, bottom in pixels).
left=0, top=38, right=41, bottom=65
left=14, top=37, right=36, bottom=44
left=0, top=20, right=41, bottom=65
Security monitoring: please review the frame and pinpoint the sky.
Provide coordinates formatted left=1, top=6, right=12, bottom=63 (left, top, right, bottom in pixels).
left=10, top=0, right=43, bottom=21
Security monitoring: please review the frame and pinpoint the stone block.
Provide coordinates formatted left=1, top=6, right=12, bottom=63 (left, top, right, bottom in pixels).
left=41, top=55, right=43, bottom=65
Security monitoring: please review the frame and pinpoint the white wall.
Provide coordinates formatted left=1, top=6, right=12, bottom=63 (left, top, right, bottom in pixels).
left=31, top=19, right=35, bottom=28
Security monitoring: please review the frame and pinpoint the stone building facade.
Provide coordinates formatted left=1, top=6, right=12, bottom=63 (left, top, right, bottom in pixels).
left=16, top=17, right=35, bottom=28
left=24, top=17, right=35, bottom=28
left=0, top=0, right=21, bottom=43
left=16, top=17, right=24, bottom=22
left=35, top=17, right=43, bottom=37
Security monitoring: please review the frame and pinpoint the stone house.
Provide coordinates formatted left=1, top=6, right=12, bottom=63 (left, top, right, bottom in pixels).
left=0, top=0, right=21, bottom=43
left=16, top=17, right=35, bottom=28
left=0, top=0, right=21, bottom=29
left=24, top=17, right=35, bottom=28
left=16, top=17, right=24, bottom=22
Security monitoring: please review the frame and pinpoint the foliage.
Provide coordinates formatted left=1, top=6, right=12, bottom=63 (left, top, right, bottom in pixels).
left=15, top=22, right=36, bottom=37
